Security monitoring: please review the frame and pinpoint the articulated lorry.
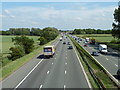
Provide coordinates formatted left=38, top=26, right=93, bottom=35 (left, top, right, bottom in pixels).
left=43, top=45, right=55, bottom=58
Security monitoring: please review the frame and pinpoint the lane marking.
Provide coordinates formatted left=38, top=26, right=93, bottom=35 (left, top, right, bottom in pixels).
left=65, top=63, right=67, bottom=65
left=70, top=40, right=92, bottom=88
left=66, top=57, right=67, bottom=59
left=64, top=85, right=66, bottom=89
left=115, top=64, right=118, bottom=67
left=65, top=70, right=67, bottom=74
left=52, top=63, right=53, bottom=65
left=39, top=85, right=43, bottom=89
left=14, top=59, right=44, bottom=89
left=106, top=58, right=108, bottom=60
left=55, top=58, right=56, bottom=59
left=47, top=71, right=50, bottom=74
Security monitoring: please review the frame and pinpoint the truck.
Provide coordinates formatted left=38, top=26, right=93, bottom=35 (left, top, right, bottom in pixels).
left=60, top=37, right=62, bottom=41
left=89, top=38, right=96, bottom=44
left=99, top=44, right=108, bottom=54
left=43, top=45, right=55, bottom=58
left=85, top=38, right=90, bottom=42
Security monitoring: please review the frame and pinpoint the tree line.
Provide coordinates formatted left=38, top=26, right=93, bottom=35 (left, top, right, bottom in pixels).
left=71, top=28, right=112, bottom=34
left=1, top=27, right=51, bottom=36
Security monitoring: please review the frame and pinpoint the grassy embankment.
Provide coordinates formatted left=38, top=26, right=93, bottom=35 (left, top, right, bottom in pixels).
left=0, top=35, right=59, bottom=80
left=76, top=34, right=120, bottom=51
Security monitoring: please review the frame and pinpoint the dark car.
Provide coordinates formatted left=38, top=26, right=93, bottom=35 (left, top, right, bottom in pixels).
left=63, top=42, right=66, bottom=44
left=84, top=44, right=88, bottom=47
left=117, top=69, right=120, bottom=76
left=68, top=46, right=73, bottom=49
left=91, top=51, right=99, bottom=56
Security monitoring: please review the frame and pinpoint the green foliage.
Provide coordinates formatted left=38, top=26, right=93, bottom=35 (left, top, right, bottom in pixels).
left=12, top=36, right=34, bottom=54
left=38, top=37, right=47, bottom=45
left=42, top=27, right=59, bottom=41
left=112, top=5, right=120, bottom=39
left=9, top=46, right=25, bottom=60
left=72, top=28, right=111, bottom=34
left=31, top=28, right=42, bottom=36
left=9, top=28, right=30, bottom=35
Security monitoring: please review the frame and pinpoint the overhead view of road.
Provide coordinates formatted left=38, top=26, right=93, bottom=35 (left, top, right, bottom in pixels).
left=75, top=37, right=119, bottom=76
left=1, top=37, right=91, bottom=89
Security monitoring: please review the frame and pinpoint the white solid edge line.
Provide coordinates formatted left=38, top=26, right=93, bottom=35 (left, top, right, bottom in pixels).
left=64, top=85, right=66, bottom=89
left=70, top=39, right=92, bottom=88
left=14, top=59, right=44, bottom=89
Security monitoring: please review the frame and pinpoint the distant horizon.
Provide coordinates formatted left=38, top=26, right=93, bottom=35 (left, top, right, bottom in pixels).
left=1, top=2, right=118, bottom=31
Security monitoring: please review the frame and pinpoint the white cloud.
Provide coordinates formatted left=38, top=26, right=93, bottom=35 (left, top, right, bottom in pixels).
left=2, top=5, right=117, bottom=30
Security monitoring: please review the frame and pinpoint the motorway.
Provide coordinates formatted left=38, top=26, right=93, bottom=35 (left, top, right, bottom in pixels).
left=1, top=37, right=91, bottom=89
left=75, top=37, right=119, bottom=76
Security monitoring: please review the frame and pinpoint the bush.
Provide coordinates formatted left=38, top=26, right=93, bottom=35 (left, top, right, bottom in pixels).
left=12, top=36, right=34, bottom=54
left=9, top=46, right=25, bottom=60
left=38, top=37, right=47, bottom=45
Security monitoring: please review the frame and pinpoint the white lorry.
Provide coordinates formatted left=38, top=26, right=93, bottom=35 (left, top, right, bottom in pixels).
left=85, top=38, right=90, bottom=42
left=99, top=44, right=108, bottom=54
left=60, top=37, right=62, bottom=41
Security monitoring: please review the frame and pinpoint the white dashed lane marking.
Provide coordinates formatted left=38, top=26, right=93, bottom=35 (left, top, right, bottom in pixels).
left=47, top=71, right=50, bottom=74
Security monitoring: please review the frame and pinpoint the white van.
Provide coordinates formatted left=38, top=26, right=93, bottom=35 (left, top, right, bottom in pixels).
left=99, top=44, right=108, bottom=54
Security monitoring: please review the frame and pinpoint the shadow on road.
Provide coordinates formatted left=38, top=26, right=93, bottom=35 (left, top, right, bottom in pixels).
left=37, top=54, right=44, bottom=59
left=37, top=54, right=51, bottom=59
left=113, top=75, right=120, bottom=80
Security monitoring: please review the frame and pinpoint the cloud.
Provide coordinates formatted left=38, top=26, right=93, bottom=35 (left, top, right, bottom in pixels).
left=2, top=4, right=117, bottom=30
left=3, top=9, right=15, bottom=18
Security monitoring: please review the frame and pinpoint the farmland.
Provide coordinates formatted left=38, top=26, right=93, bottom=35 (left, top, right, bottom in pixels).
left=0, top=35, right=39, bottom=54
left=76, top=34, right=114, bottom=42
left=76, top=34, right=120, bottom=51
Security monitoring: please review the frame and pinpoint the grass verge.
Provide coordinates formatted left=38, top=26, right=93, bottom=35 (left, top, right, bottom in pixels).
left=0, top=35, right=60, bottom=80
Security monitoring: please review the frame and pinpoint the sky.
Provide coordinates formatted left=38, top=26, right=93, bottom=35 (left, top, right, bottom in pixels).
left=0, top=2, right=119, bottom=30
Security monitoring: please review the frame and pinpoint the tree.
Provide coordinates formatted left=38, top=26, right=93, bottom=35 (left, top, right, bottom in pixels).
left=38, top=37, right=47, bottom=45
left=12, top=36, right=34, bottom=54
left=9, top=46, right=25, bottom=60
left=112, top=4, right=120, bottom=39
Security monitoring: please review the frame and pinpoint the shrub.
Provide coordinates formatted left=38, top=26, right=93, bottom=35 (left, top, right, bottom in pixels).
left=9, top=46, right=25, bottom=60
left=38, top=37, right=47, bottom=45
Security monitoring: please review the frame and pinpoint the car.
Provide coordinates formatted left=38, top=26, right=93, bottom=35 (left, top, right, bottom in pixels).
left=84, top=44, right=88, bottom=47
left=91, top=51, right=99, bottom=56
left=67, top=42, right=70, bottom=45
left=117, top=69, right=120, bottom=76
left=68, top=46, right=73, bottom=49
left=63, top=42, right=66, bottom=44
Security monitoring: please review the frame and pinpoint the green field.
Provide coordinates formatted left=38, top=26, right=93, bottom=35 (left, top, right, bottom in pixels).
left=76, top=34, right=114, bottom=42
left=0, top=35, right=39, bottom=54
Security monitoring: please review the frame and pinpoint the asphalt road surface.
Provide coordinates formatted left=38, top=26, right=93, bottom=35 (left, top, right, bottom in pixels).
left=1, top=37, right=91, bottom=89
left=75, top=37, right=119, bottom=76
